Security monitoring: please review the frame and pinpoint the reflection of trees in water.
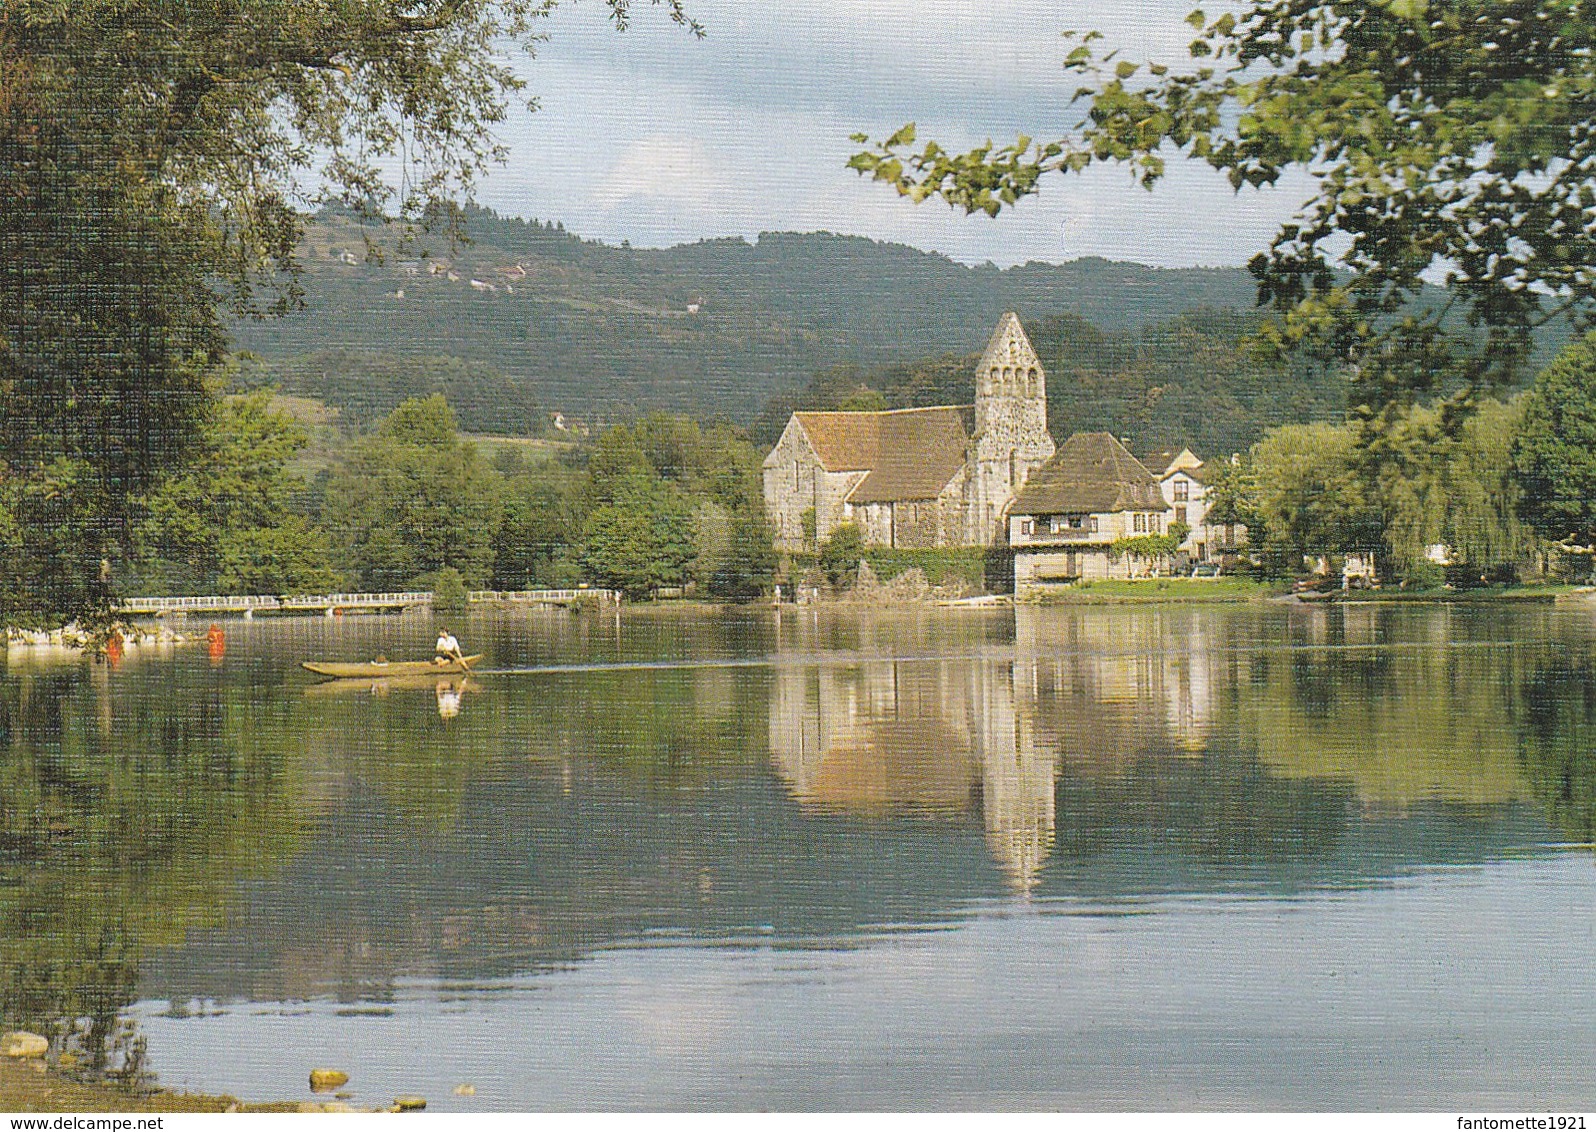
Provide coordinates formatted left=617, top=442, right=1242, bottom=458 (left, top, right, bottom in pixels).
left=1234, top=610, right=1555, bottom=810
left=0, top=668, right=308, bottom=1076
left=1517, top=664, right=1596, bottom=841
left=14, top=607, right=1596, bottom=1034
left=1052, top=749, right=1352, bottom=871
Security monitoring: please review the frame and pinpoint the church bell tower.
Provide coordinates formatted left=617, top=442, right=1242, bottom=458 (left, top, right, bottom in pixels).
left=970, top=313, right=1055, bottom=540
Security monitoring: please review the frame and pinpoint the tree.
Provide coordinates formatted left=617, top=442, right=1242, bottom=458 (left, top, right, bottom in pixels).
left=850, top=0, right=1596, bottom=411
left=492, top=453, right=586, bottom=589
left=1370, top=396, right=1535, bottom=576
left=130, top=389, right=339, bottom=595
left=578, top=474, right=697, bottom=599
left=1516, top=332, right=1596, bottom=554
left=1248, top=422, right=1380, bottom=563
left=577, top=415, right=776, bottom=598
left=322, top=395, right=504, bottom=588
left=0, top=0, right=697, bottom=624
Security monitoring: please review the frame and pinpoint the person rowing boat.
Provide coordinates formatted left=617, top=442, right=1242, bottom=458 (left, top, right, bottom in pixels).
left=435, top=627, right=465, bottom=668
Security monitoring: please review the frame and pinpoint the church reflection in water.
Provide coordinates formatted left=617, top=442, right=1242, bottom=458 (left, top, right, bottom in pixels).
left=767, top=608, right=1220, bottom=893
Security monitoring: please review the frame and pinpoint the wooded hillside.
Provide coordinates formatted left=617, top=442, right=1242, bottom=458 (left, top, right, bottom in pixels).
left=230, top=206, right=1264, bottom=424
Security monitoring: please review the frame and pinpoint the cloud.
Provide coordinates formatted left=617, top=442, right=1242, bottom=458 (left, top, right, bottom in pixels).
left=470, top=0, right=1302, bottom=269
left=593, top=136, right=736, bottom=212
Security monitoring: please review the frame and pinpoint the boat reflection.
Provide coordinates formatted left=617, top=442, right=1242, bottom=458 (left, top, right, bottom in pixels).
left=301, top=673, right=477, bottom=719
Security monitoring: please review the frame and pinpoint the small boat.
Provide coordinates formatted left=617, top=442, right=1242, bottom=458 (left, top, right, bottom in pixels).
left=303, top=674, right=481, bottom=698
left=301, top=656, right=481, bottom=678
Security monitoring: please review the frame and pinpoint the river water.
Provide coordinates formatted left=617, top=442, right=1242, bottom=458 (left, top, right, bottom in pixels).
left=4, top=602, right=1596, bottom=1110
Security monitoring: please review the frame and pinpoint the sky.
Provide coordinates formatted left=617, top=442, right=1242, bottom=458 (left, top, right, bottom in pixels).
left=468, top=0, right=1315, bottom=269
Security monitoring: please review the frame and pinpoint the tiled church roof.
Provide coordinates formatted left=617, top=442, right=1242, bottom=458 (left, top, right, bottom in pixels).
left=794, top=407, right=970, bottom=503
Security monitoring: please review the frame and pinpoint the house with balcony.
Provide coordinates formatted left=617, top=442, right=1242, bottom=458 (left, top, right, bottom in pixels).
left=1008, top=432, right=1173, bottom=592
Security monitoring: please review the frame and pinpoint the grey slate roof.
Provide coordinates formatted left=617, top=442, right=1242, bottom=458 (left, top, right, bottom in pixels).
left=795, top=408, right=970, bottom=503
left=1011, top=432, right=1171, bottom=515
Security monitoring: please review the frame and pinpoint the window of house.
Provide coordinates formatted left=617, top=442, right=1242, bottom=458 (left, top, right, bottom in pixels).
left=1090, top=516, right=1099, bottom=533
left=1174, top=479, right=1189, bottom=502
left=1175, top=504, right=1187, bottom=526
left=1020, top=519, right=1034, bottom=536
left=1134, top=513, right=1146, bottom=534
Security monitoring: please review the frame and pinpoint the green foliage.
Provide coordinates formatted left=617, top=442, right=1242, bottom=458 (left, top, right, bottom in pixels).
left=1109, top=534, right=1181, bottom=561
left=0, top=462, right=124, bottom=627
left=1369, top=397, right=1537, bottom=573
left=491, top=453, right=586, bottom=589
left=853, top=0, right=1596, bottom=410
left=800, top=507, right=818, bottom=549
left=0, top=0, right=697, bottom=624
left=574, top=415, right=774, bottom=600
left=1201, top=458, right=1261, bottom=533
left=1399, top=560, right=1448, bottom=590
left=819, top=523, right=865, bottom=586
left=322, top=395, right=504, bottom=589
left=578, top=477, right=697, bottom=599
left=130, top=390, right=339, bottom=595
left=1516, top=332, right=1596, bottom=549
left=1248, top=422, right=1380, bottom=560
left=715, top=512, right=779, bottom=600
left=1234, top=398, right=1538, bottom=576
left=259, top=209, right=1282, bottom=432
left=414, top=566, right=469, bottom=612
left=864, top=548, right=987, bottom=587
left=837, top=388, right=891, bottom=412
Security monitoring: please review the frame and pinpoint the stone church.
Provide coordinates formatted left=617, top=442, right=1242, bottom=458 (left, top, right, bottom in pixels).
left=763, top=313, right=1055, bottom=550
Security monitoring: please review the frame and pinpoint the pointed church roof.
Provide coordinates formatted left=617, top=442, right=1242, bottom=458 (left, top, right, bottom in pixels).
left=976, top=311, right=1042, bottom=376
left=1011, top=432, right=1171, bottom=515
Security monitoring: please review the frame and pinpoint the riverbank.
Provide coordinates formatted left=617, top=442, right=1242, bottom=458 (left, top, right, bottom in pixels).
left=1304, top=583, right=1585, bottom=604
left=1022, top=579, right=1287, bottom=604
left=0, top=1057, right=248, bottom=1112
left=1019, top=580, right=1593, bottom=606
left=0, top=1055, right=422, bottom=1113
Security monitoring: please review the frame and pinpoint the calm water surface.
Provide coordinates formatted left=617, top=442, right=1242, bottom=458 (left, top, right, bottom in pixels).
left=4, top=603, right=1596, bottom=1109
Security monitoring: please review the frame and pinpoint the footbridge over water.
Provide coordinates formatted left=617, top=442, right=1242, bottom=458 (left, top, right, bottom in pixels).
left=119, top=589, right=620, bottom=617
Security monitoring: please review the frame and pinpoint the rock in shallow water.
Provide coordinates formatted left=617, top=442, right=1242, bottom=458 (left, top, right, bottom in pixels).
left=2, top=1032, right=48, bottom=1059
left=394, top=1095, right=427, bottom=1111
left=309, top=1068, right=349, bottom=1092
